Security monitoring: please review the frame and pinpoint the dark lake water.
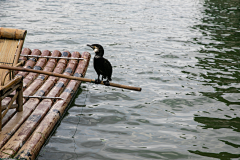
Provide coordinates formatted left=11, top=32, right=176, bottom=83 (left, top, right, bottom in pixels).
left=1, top=0, right=240, bottom=159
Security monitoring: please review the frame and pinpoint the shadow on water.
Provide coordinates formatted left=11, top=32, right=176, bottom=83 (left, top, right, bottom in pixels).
left=188, top=0, right=240, bottom=159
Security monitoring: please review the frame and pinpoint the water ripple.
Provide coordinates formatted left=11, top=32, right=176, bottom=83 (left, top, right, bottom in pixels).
left=1, top=0, right=240, bottom=159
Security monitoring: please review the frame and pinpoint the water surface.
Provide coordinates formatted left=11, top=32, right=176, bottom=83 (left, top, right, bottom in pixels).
left=1, top=0, right=240, bottom=159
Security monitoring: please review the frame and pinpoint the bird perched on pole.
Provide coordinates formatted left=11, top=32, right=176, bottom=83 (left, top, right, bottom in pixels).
left=87, top=44, right=112, bottom=86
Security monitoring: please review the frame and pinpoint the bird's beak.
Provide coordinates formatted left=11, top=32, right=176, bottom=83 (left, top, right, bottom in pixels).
left=87, top=44, right=94, bottom=49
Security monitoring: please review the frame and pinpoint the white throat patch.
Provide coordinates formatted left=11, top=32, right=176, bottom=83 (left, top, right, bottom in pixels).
left=94, top=47, right=99, bottom=53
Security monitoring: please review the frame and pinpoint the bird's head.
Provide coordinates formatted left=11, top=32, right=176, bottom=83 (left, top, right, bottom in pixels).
left=87, top=44, right=104, bottom=56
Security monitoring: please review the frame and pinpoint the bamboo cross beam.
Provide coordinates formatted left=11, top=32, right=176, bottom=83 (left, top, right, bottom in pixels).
left=0, top=65, right=142, bottom=91
left=8, top=94, right=64, bottom=100
left=24, top=96, right=64, bottom=99
left=20, top=54, right=84, bottom=60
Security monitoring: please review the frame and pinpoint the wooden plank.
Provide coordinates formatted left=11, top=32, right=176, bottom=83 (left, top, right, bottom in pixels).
left=14, top=52, right=91, bottom=160
left=0, top=52, right=81, bottom=158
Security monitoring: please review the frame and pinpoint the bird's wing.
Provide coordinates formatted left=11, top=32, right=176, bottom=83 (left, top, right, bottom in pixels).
left=103, top=58, right=112, bottom=78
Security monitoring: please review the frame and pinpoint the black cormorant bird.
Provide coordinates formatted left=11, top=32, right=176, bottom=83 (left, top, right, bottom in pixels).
left=87, top=44, right=112, bottom=86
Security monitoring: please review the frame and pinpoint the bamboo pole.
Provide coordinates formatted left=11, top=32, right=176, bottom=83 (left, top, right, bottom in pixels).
left=20, top=54, right=84, bottom=60
left=0, top=65, right=142, bottom=91
left=7, top=95, right=64, bottom=100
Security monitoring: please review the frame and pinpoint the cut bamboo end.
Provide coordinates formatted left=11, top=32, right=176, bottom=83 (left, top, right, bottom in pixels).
left=0, top=27, right=27, bottom=40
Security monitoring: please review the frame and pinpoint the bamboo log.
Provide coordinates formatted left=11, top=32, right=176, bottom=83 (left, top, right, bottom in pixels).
left=1, top=110, right=15, bottom=127
left=0, top=52, right=81, bottom=158
left=16, top=49, right=41, bottom=79
left=0, top=27, right=27, bottom=40
left=33, top=50, right=66, bottom=97
left=46, top=51, right=79, bottom=98
left=23, top=50, right=51, bottom=89
left=0, top=98, right=40, bottom=149
left=23, top=50, right=51, bottom=88
left=18, top=48, right=32, bottom=64
left=14, top=52, right=91, bottom=160
left=0, top=51, right=71, bottom=152
left=0, top=65, right=142, bottom=92
left=1, top=49, right=31, bottom=127
left=1, top=50, right=50, bottom=108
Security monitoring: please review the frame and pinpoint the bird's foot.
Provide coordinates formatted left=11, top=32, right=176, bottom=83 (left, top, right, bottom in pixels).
left=103, top=80, right=110, bottom=86
left=95, top=79, right=101, bottom=84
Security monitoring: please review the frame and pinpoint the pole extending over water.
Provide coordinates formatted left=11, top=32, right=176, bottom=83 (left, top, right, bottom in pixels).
left=0, top=65, right=142, bottom=92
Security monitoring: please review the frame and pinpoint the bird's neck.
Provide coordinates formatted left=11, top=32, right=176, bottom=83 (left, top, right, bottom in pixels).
left=94, top=51, right=104, bottom=58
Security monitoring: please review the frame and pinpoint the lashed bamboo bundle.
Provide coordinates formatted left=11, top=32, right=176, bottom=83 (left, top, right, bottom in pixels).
left=15, top=51, right=91, bottom=160
left=23, top=50, right=51, bottom=89
left=0, top=48, right=91, bottom=159
left=16, top=49, right=41, bottom=78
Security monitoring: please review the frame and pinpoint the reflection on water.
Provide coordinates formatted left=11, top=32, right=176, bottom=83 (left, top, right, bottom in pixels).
left=1, top=0, right=240, bottom=159
left=187, top=0, right=240, bottom=159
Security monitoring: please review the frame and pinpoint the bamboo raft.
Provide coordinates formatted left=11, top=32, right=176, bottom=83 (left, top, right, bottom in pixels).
left=0, top=48, right=91, bottom=159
